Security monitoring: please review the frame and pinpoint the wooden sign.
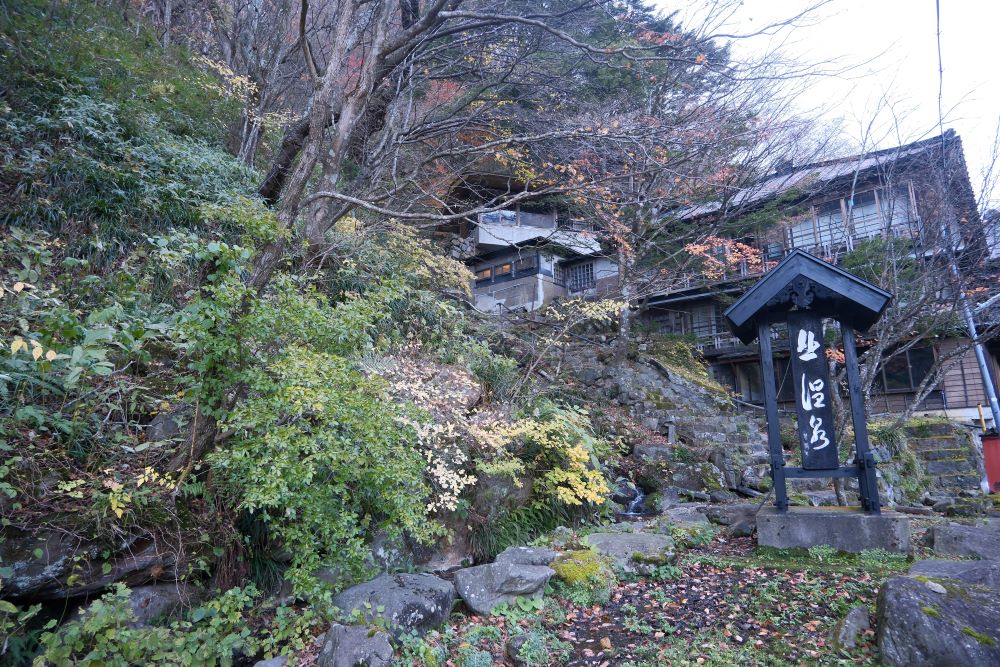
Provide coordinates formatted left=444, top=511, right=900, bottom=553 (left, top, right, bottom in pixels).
left=787, top=312, right=839, bottom=470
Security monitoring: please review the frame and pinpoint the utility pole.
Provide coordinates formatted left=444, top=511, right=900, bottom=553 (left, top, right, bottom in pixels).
left=955, top=272, right=1000, bottom=431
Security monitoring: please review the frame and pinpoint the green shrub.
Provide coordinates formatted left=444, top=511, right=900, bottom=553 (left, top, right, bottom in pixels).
left=211, top=347, right=438, bottom=598
left=34, top=584, right=322, bottom=666
left=469, top=348, right=521, bottom=403
left=668, top=522, right=718, bottom=550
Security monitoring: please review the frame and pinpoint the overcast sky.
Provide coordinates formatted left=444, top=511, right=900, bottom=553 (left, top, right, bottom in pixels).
left=662, top=0, right=1000, bottom=206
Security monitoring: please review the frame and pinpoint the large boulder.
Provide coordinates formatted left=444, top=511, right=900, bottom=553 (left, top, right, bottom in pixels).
left=582, top=533, right=675, bottom=575
left=631, top=443, right=673, bottom=463
left=668, top=462, right=727, bottom=494
left=495, top=546, right=558, bottom=567
left=68, top=583, right=203, bottom=628
left=877, top=563, right=1000, bottom=667
left=658, top=505, right=709, bottom=525
left=317, top=623, right=393, bottom=667
left=931, top=523, right=1000, bottom=560
left=611, top=477, right=639, bottom=505
left=454, top=560, right=554, bottom=615
left=331, top=574, right=455, bottom=639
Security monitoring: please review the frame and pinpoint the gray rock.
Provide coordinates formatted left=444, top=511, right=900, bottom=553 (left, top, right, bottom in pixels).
left=506, top=634, right=531, bottom=667
left=932, top=499, right=955, bottom=513
left=789, top=477, right=829, bottom=492
left=654, top=487, right=683, bottom=510
left=583, top=533, right=675, bottom=575
left=632, top=443, right=672, bottom=463
left=931, top=523, right=1000, bottom=560
left=803, top=490, right=841, bottom=507
left=709, top=448, right=739, bottom=489
left=370, top=530, right=411, bottom=572
left=146, top=405, right=191, bottom=442
left=909, top=560, right=1000, bottom=591
left=704, top=504, right=758, bottom=527
left=118, top=583, right=202, bottom=627
left=68, top=583, right=203, bottom=628
left=669, top=462, right=727, bottom=494
left=676, top=488, right=711, bottom=502
left=725, top=519, right=754, bottom=538
left=454, top=560, right=554, bottom=615
left=495, top=546, right=557, bottom=567
left=877, top=575, right=1000, bottom=666
left=253, top=658, right=288, bottom=667
left=549, top=526, right=574, bottom=549
left=611, top=477, right=639, bottom=505
left=317, top=623, right=393, bottom=667
left=331, top=573, right=455, bottom=639
left=709, top=490, right=737, bottom=503
left=660, top=505, right=709, bottom=524
left=832, top=605, right=870, bottom=650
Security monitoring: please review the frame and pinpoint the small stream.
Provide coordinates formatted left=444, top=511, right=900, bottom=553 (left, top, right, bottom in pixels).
left=616, top=486, right=658, bottom=519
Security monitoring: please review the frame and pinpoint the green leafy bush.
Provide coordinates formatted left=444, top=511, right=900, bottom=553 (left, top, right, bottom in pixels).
left=211, top=346, right=438, bottom=597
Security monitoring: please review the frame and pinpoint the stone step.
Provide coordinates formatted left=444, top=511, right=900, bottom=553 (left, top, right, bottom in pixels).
left=903, top=423, right=955, bottom=437
left=923, top=459, right=979, bottom=475
left=931, top=473, right=982, bottom=491
left=909, top=439, right=963, bottom=452
left=915, top=448, right=973, bottom=461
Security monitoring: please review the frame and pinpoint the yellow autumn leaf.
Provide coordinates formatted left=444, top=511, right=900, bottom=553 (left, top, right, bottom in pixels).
left=32, top=346, right=43, bottom=361
left=12, top=282, right=25, bottom=292
left=10, top=337, right=27, bottom=354
left=45, top=349, right=57, bottom=361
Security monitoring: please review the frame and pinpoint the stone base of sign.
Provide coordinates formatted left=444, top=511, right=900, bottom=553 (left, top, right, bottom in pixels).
left=757, top=506, right=910, bottom=553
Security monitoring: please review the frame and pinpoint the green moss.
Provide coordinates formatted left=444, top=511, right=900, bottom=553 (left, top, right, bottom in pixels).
left=921, top=606, right=941, bottom=618
left=551, top=550, right=613, bottom=586
left=699, top=463, right=723, bottom=491
left=961, top=626, right=998, bottom=647
left=631, top=551, right=674, bottom=566
left=550, top=550, right=617, bottom=606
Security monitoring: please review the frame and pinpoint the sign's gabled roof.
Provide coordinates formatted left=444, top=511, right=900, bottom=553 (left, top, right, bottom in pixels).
left=723, top=249, right=892, bottom=344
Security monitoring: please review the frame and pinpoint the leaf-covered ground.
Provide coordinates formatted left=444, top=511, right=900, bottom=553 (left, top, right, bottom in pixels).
left=408, top=530, right=918, bottom=667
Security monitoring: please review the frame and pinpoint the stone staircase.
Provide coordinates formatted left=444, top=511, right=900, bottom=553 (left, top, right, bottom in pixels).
left=904, top=422, right=984, bottom=495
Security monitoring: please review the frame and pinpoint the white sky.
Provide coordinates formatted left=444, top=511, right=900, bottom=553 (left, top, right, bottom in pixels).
left=661, top=0, right=1000, bottom=206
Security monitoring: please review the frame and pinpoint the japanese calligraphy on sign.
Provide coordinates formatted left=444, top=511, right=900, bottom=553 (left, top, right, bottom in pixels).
left=787, top=312, right=839, bottom=469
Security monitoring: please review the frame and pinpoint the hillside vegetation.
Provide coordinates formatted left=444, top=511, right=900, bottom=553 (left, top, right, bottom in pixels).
left=0, top=4, right=643, bottom=663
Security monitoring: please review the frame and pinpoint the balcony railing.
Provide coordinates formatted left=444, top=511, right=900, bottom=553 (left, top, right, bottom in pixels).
left=665, top=227, right=921, bottom=296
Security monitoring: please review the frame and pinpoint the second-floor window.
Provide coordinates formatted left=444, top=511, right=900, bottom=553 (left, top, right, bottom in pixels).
left=567, top=262, right=595, bottom=291
left=786, top=185, right=913, bottom=252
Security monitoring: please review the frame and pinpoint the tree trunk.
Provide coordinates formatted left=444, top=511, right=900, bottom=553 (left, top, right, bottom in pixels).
left=161, top=0, right=171, bottom=48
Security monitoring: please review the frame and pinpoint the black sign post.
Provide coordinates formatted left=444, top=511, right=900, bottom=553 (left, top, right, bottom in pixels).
left=724, top=250, right=892, bottom=515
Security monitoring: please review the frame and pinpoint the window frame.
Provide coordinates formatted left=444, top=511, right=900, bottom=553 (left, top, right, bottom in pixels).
left=566, top=261, right=596, bottom=292
left=875, top=344, right=937, bottom=394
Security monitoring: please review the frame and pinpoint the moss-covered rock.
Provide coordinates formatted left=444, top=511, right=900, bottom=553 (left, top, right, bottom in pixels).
left=550, top=549, right=617, bottom=606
